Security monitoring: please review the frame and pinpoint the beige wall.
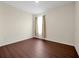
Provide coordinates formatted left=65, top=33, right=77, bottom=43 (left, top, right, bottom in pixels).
left=0, top=3, right=32, bottom=46
left=46, top=3, right=75, bottom=46
left=75, top=2, right=79, bottom=55
left=0, top=3, right=5, bottom=44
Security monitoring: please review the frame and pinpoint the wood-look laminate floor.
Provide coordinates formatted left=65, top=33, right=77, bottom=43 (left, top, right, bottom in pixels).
left=0, top=37, right=78, bottom=58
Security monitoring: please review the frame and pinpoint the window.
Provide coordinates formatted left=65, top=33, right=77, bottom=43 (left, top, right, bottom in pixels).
left=34, top=15, right=46, bottom=38
left=37, top=16, right=42, bottom=36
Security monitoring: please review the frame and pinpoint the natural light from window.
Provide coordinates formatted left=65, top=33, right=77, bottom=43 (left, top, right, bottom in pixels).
left=37, top=16, right=42, bottom=36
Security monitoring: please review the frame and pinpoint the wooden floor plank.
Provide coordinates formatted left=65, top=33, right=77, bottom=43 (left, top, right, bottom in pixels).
left=0, top=37, right=78, bottom=58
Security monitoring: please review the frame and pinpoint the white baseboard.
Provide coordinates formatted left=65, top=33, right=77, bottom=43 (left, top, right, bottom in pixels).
left=33, top=37, right=74, bottom=46
left=46, top=38, right=74, bottom=46
left=74, top=44, right=79, bottom=56
left=0, top=36, right=32, bottom=47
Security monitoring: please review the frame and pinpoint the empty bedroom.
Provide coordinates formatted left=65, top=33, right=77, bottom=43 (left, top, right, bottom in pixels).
left=0, top=0, right=79, bottom=58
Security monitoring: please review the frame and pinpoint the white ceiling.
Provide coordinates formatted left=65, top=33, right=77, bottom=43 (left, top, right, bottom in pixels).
left=3, top=1, right=74, bottom=14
